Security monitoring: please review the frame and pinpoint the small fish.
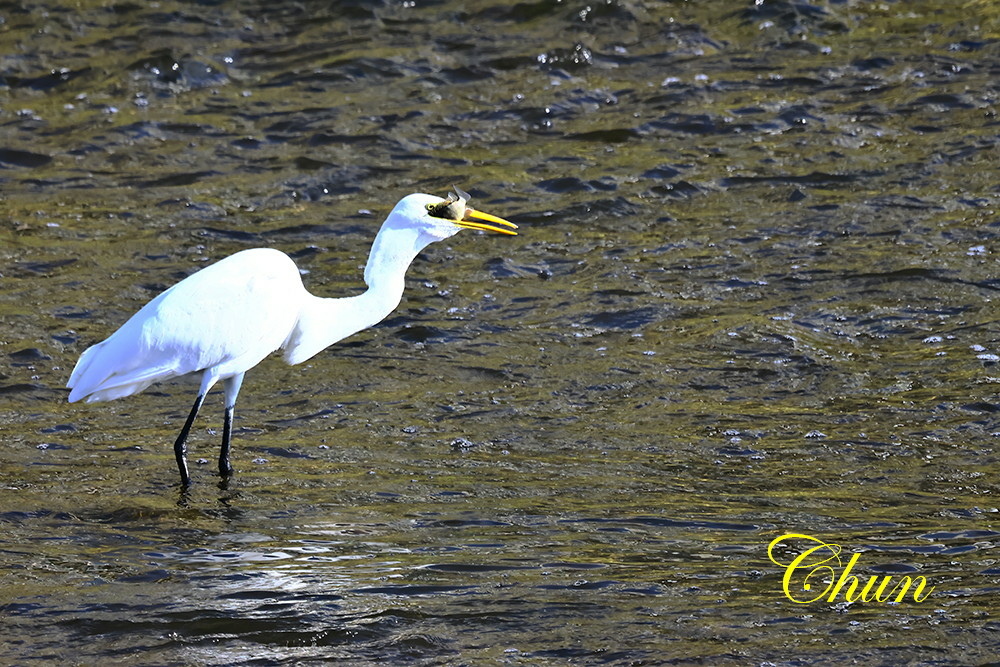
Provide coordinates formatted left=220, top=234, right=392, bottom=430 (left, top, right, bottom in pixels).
left=426, top=186, right=470, bottom=220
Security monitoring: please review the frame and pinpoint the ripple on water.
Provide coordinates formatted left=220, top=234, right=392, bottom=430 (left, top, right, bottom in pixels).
left=3, top=0, right=1000, bottom=664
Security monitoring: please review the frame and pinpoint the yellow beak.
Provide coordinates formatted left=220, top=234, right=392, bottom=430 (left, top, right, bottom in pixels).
left=453, top=207, right=519, bottom=236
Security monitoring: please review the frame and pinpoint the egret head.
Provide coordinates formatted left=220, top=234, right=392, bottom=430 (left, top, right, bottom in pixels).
left=364, top=189, right=517, bottom=288
left=391, top=189, right=518, bottom=241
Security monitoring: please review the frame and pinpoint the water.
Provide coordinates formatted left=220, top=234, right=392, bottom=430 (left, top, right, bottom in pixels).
left=2, top=0, right=1000, bottom=664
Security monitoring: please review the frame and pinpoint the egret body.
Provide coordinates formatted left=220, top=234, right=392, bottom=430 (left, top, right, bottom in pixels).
left=67, top=192, right=517, bottom=485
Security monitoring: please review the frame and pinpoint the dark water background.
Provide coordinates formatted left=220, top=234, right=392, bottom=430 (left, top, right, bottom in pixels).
left=2, top=0, right=1000, bottom=664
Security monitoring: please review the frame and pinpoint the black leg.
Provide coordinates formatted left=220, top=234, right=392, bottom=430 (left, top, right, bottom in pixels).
left=219, top=373, right=245, bottom=480
left=219, top=405, right=234, bottom=478
left=174, top=393, right=205, bottom=486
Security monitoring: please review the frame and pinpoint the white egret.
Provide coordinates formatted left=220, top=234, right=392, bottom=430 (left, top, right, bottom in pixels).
left=67, top=190, right=517, bottom=485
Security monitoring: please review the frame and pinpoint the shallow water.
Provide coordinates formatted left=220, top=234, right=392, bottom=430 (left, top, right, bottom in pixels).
left=2, top=1, right=1000, bottom=664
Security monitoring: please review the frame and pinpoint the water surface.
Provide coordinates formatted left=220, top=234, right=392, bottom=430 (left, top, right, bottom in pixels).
left=2, top=1, right=999, bottom=664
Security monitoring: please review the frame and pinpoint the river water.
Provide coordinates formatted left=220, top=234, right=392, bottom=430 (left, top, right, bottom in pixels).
left=2, top=1, right=999, bottom=664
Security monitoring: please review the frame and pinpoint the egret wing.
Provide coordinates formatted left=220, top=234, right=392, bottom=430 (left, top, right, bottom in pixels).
left=67, top=249, right=306, bottom=402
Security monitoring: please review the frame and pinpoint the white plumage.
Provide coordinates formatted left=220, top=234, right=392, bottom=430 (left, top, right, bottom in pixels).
left=67, top=192, right=517, bottom=485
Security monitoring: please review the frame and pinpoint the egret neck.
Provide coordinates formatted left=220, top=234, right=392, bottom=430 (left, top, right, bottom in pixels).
left=283, top=217, right=445, bottom=365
